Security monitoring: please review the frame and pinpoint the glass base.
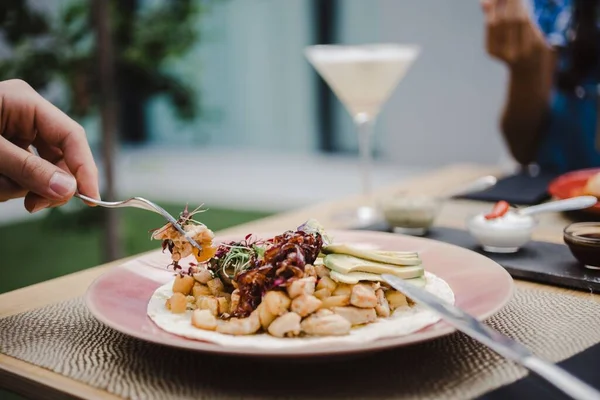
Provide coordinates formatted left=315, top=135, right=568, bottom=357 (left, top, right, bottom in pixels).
left=482, top=245, right=520, bottom=254
left=392, top=227, right=428, bottom=236
left=332, top=206, right=382, bottom=228
left=584, top=264, right=600, bottom=270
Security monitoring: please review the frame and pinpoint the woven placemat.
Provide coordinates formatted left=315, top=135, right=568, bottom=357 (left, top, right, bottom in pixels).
left=1, top=286, right=600, bottom=400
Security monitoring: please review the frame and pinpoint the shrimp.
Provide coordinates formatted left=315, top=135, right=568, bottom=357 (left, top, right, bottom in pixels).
left=287, top=277, right=316, bottom=298
left=375, top=288, right=391, bottom=317
left=350, top=284, right=378, bottom=308
left=263, top=291, right=291, bottom=316
left=301, top=312, right=351, bottom=336
left=332, top=306, right=377, bottom=326
left=216, top=310, right=261, bottom=335
left=193, top=268, right=213, bottom=284
left=192, top=309, right=218, bottom=331
left=290, top=294, right=322, bottom=317
left=257, top=302, right=277, bottom=330
left=267, top=312, right=302, bottom=338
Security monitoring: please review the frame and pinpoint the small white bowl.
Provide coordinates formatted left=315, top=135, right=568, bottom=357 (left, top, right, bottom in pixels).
left=466, top=212, right=536, bottom=253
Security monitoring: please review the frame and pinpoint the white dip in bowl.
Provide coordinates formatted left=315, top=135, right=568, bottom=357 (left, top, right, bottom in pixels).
left=466, top=211, right=535, bottom=253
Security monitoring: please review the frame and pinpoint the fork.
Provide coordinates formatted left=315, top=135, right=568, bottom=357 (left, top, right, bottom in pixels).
left=74, top=193, right=203, bottom=251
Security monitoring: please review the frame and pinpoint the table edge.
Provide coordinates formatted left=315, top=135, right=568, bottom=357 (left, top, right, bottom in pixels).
left=2, top=163, right=592, bottom=400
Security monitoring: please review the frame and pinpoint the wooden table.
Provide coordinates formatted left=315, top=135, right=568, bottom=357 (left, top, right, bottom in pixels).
left=1, top=164, right=598, bottom=400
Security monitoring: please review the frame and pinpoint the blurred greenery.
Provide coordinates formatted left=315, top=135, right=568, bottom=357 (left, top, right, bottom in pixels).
left=0, top=3, right=238, bottom=398
left=0, top=0, right=221, bottom=141
left=0, top=204, right=272, bottom=295
left=0, top=205, right=271, bottom=398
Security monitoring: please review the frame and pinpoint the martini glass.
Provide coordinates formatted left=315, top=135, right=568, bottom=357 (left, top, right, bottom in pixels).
left=305, top=43, right=420, bottom=227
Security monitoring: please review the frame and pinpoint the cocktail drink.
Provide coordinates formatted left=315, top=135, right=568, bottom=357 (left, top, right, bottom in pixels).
left=305, top=44, right=420, bottom=226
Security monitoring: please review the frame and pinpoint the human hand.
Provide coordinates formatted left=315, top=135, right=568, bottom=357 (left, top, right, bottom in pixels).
left=481, top=0, right=549, bottom=69
left=0, top=79, right=100, bottom=212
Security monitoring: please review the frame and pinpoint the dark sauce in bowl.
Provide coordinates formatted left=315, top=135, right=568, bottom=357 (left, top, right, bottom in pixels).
left=564, top=223, right=600, bottom=270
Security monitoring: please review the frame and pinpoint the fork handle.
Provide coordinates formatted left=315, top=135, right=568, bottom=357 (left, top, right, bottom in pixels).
left=74, top=193, right=161, bottom=214
left=74, top=192, right=102, bottom=206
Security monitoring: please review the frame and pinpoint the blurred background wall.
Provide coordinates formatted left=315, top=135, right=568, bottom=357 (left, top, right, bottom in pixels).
left=0, top=0, right=513, bottom=295
left=0, top=5, right=516, bottom=398
left=1, top=0, right=513, bottom=166
left=144, top=0, right=511, bottom=166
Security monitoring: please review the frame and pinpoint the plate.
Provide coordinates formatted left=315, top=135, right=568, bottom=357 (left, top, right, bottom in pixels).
left=85, top=230, right=513, bottom=358
left=548, top=168, right=600, bottom=214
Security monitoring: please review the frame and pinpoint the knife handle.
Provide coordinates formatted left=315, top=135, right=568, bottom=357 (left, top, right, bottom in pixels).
left=522, top=357, right=600, bottom=400
left=381, top=274, right=600, bottom=400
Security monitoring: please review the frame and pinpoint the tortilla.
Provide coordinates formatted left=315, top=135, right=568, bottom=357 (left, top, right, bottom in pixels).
left=147, top=271, right=454, bottom=349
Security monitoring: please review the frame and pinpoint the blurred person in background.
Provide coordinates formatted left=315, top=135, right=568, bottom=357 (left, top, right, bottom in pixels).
left=0, top=79, right=100, bottom=213
left=483, top=0, right=600, bottom=173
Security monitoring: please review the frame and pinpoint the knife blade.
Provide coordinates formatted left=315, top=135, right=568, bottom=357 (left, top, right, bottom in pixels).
left=381, top=274, right=600, bottom=400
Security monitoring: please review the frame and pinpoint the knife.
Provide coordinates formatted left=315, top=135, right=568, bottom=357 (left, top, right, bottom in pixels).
left=381, top=274, right=600, bottom=400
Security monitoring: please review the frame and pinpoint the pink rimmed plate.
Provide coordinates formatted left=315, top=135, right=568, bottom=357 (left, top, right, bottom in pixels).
left=85, top=230, right=513, bottom=357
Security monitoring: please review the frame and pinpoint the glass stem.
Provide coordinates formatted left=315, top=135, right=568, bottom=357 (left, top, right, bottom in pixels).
left=355, top=114, right=375, bottom=199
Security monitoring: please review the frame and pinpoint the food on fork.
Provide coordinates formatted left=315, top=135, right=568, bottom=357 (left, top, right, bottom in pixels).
left=151, top=205, right=217, bottom=269
left=147, top=217, right=454, bottom=341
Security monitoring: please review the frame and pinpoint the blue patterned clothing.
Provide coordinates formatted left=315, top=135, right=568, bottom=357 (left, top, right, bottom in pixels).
left=526, top=0, right=600, bottom=172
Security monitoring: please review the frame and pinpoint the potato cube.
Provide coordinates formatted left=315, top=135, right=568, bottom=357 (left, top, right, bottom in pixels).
left=313, top=288, right=331, bottom=300
left=218, top=292, right=232, bottom=302
left=320, top=295, right=350, bottom=309
left=385, top=290, right=408, bottom=310
left=332, top=283, right=352, bottom=296
left=217, top=297, right=229, bottom=315
left=192, top=283, right=212, bottom=298
left=207, top=278, right=225, bottom=296
left=304, top=264, right=317, bottom=278
left=314, top=263, right=330, bottom=278
left=316, top=276, right=337, bottom=293
left=197, top=296, right=219, bottom=316
left=172, top=274, right=194, bottom=295
left=263, top=291, right=291, bottom=316
left=165, top=292, right=187, bottom=314
left=230, top=289, right=240, bottom=313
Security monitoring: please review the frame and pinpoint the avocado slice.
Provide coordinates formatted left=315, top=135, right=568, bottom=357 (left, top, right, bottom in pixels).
left=324, top=254, right=424, bottom=279
left=322, top=243, right=420, bottom=266
left=329, top=270, right=427, bottom=287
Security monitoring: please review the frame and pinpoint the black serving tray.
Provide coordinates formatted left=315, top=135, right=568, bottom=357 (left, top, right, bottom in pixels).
left=362, top=223, right=600, bottom=292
